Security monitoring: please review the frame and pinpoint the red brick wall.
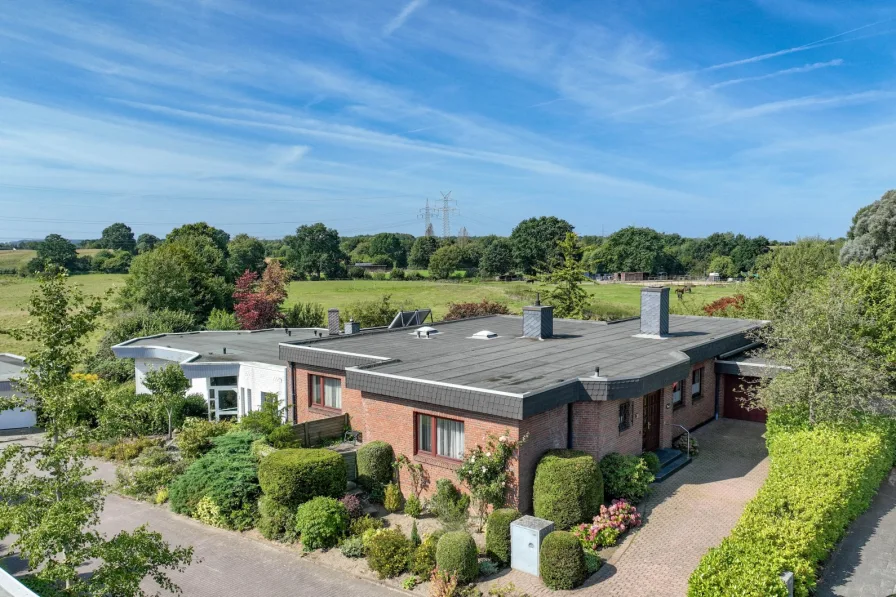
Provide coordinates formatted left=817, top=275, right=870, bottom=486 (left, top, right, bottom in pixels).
left=671, top=359, right=717, bottom=438
left=518, top=405, right=569, bottom=511
left=293, top=366, right=366, bottom=431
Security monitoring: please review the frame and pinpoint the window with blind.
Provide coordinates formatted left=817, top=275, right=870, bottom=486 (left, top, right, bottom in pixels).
left=672, top=380, right=684, bottom=409
left=416, top=414, right=464, bottom=460
left=691, top=368, right=703, bottom=399
left=310, top=374, right=342, bottom=409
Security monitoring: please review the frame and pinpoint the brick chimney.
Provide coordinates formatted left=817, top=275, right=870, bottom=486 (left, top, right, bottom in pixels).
left=640, top=287, right=670, bottom=337
left=327, top=309, right=340, bottom=336
left=523, top=293, right=553, bottom=339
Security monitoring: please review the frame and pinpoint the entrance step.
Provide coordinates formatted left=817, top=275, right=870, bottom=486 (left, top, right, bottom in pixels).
left=653, top=448, right=690, bottom=482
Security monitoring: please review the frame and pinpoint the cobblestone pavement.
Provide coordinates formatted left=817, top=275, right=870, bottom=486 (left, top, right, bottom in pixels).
left=481, top=419, right=769, bottom=597
left=817, top=469, right=896, bottom=597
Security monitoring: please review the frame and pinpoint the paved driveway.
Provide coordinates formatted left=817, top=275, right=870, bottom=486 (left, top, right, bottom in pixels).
left=482, top=419, right=769, bottom=597
left=816, top=469, right=896, bottom=597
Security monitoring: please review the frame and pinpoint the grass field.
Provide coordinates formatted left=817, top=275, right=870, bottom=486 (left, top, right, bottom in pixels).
left=0, top=249, right=105, bottom=270
left=284, top=279, right=738, bottom=320
left=0, top=274, right=738, bottom=356
left=0, top=273, right=127, bottom=356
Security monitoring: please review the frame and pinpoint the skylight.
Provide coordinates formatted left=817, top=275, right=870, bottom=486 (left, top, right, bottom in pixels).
left=470, top=330, right=498, bottom=339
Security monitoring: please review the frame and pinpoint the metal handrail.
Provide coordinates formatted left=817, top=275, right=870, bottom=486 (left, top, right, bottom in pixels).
left=669, top=424, right=691, bottom=461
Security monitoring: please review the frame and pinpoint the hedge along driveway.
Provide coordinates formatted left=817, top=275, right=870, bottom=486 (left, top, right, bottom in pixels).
left=480, top=419, right=769, bottom=597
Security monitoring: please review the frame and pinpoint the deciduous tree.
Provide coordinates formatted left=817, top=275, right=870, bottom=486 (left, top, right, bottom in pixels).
left=510, top=216, right=574, bottom=274
left=285, top=223, right=345, bottom=279
left=227, top=234, right=267, bottom=280
left=841, top=189, right=896, bottom=265
left=37, top=234, right=79, bottom=271
left=233, top=261, right=289, bottom=329
left=143, top=364, right=192, bottom=440
left=100, top=223, right=136, bottom=253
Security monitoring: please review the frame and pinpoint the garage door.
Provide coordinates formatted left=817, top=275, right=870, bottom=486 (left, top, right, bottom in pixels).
left=723, top=375, right=767, bottom=423
left=0, top=408, right=37, bottom=430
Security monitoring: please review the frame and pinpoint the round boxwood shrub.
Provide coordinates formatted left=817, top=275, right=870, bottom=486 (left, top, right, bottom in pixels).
left=257, top=495, right=298, bottom=543
left=258, top=448, right=346, bottom=508
left=641, top=451, right=661, bottom=475
left=435, top=531, right=479, bottom=584
left=540, top=531, right=587, bottom=590
left=365, top=528, right=413, bottom=579
left=533, top=450, right=603, bottom=529
left=356, top=441, right=394, bottom=490
left=294, top=496, right=349, bottom=550
left=485, top=508, right=521, bottom=566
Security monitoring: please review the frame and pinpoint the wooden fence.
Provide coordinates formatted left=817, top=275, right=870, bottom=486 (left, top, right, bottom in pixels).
left=291, top=413, right=348, bottom=447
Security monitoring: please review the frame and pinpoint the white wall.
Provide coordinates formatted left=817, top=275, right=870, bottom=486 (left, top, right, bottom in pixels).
left=135, top=358, right=175, bottom=394
left=237, top=363, right=287, bottom=417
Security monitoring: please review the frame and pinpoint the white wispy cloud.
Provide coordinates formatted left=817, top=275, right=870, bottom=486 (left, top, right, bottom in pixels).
left=383, top=0, right=428, bottom=36
left=708, top=59, right=844, bottom=89
left=716, top=90, right=896, bottom=122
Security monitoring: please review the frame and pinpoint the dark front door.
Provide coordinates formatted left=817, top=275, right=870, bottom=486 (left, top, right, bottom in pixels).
left=642, top=391, right=661, bottom=452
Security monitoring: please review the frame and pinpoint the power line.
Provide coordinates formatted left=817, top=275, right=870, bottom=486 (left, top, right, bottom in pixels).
left=439, top=191, right=457, bottom=239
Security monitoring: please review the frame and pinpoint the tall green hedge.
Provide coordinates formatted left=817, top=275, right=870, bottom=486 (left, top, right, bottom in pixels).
left=485, top=508, right=521, bottom=565
left=435, top=531, right=479, bottom=584
left=356, top=440, right=394, bottom=490
left=533, top=450, right=602, bottom=529
left=688, top=416, right=896, bottom=597
left=258, top=448, right=346, bottom=508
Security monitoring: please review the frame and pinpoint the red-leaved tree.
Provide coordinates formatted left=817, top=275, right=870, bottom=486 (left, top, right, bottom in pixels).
left=233, top=261, right=290, bottom=329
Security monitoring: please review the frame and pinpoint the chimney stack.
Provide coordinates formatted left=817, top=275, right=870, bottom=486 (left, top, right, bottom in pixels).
left=344, top=318, right=360, bottom=335
left=327, top=308, right=341, bottom=336
left=523, top=297, right=553, bottom=340
left=640, top=287, right=670, bottom=337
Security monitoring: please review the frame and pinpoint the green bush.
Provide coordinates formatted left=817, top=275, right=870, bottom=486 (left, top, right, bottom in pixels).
left=365, top=528, right=413, bottom=579
left=169, top=432, right=261, bottom=530
left=384, top=482, right=404, bottom=513
left=268, top=425, right=301, bottom=448
left=258, top=448, right=346, bottom=508
left=257, top=495, right=298, bottom=543
left=429, top=479, right=470, bottom=526
left=435, top=531, right=479, bottom=584
left=88, top=436, right=161, bottom=462
left=405, top=494, right=422, bottom=518
left=356, top=440, right=394, bottom=490
left=239, top=400, right=283, bottom=437
left=410, top=530, right=445, bottom=577
left=688, top=418, right=896, bottom=597
left=295, top=496, right=349, bottom=550
left=340, top=535, right=365, bottom=558
left=485, top=508, right=521, bottom=565
left=533, top=450, right=603, bottom=529
left=176, top=418, right=233, bottom=459
left=600, top=452, right=654, bottom=502
left=349, top=514, right=383, bottom=537
left=250, top=438, right=275, bottom=462
left=641, top=452, right=661, bottom=475
left=540, top=531, right=587, bottom=590
left=115, top=446, right=187, bottom=500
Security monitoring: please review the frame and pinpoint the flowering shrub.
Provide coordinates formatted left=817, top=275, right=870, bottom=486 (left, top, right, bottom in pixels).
left=572, top=500, right=642, bottom=550
left=340, top=494, right=364, bottom=519
left=456, top=431, right=526, bottom=530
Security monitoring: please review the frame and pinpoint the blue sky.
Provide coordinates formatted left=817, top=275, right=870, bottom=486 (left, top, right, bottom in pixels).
left=1, top=0, right=895, bottom=242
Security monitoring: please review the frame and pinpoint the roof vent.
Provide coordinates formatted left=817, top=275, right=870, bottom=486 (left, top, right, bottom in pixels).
left=411, top=326, right=439, bottom=337
left=470, top=330, right=498, bottom=339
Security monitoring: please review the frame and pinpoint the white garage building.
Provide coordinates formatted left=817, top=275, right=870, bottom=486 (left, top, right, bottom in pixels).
left=0, top=354, right=37, bottom=430
left=112, top=328, right=323, bottom=421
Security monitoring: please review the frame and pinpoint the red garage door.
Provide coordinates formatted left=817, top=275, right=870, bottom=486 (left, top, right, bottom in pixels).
left=723, top=375, right=767, bottom=423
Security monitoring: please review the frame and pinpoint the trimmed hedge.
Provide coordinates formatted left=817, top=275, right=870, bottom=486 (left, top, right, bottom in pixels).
left=356, top=441, right=394, bottom=490
left=365, top=528, right=413, bottom=579
left=485, top=508, right=521, bottom=565
left=257, top=495, right=297, bottom=543
left=540, top=531, right=587, bottom=590
left=258, top=448, right=346, bottom=508
left=435, top=531, right=479, bottom=584
left=533, top=450, right=603, bottom=529
left=688, top=416, right=896, bottom=597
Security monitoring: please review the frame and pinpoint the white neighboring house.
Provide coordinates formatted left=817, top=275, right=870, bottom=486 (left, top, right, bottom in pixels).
left=0, top=354, right=37, bottom=430
left=112, top=328, right=324, bottom=421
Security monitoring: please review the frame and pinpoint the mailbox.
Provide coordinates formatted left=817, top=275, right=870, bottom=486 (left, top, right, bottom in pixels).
left=510, top=516, right=554, bottom=576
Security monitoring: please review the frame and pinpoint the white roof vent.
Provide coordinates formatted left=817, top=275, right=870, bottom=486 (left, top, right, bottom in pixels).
left=470, top=330, right=498, bottom=339
left=412, top=326, right=440, bottom=338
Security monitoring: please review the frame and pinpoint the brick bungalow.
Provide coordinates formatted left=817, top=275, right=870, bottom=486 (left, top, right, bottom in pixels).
left=280, top=287, right=766, bottom=512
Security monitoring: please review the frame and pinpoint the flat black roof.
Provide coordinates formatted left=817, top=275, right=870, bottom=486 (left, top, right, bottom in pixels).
left=114, top=328, right=323, bottom=366
left=280, top=314, right=765, bottom=419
